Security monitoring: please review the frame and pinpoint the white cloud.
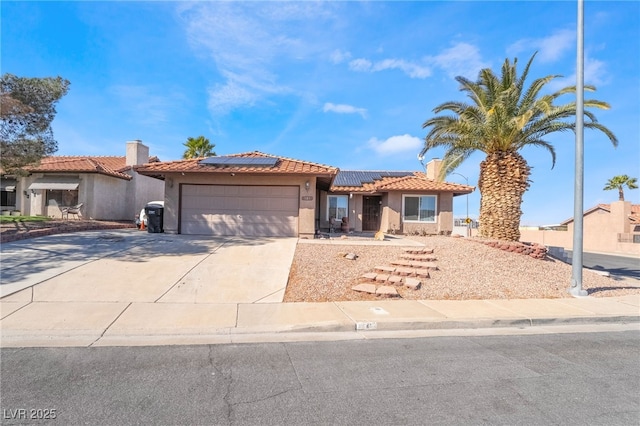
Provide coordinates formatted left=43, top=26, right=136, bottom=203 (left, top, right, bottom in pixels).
left=427, top=42, right=489, bottom=79
left=372, top=59, right=431, bottom=79
left=507, top=29, right=575, bottom=63
left=330, top=49, right=351, bottom=64
left=348, top=58, right=373, bottom=72
left=177, top=2, right=339, bottom=115
left=548, top=55, right=610, bottom=92
left=323, top=102, right=367, bottom=118
left=349, top=57, right=431, bottom=79
left=348, top=42, right=486, bottom=80
left=368, top=134, right=423, bottom=155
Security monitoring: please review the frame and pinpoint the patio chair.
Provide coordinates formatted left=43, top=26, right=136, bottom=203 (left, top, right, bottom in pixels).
left=61, top=203, right=83, bottom=220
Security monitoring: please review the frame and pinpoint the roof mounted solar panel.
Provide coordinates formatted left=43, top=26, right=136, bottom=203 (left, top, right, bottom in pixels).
left=334, top=170, right=414, bottom=187
left=199, top=156, right=278, bottom=167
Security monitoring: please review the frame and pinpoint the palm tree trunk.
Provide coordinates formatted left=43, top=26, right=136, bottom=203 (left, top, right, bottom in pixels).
left=618, top=187, right=624, bottom=201
left=478, top=151, right=531, bottom=241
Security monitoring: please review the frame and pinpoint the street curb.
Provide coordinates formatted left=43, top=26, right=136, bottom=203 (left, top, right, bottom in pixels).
left=1, top=315, right=637, bottom=348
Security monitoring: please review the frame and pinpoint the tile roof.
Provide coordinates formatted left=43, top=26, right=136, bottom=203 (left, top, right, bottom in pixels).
left=331, top=171, right=474, bottom=195
left=136, top=151, right=338, bottom=176
left=23, top=155, right=158, bottom=180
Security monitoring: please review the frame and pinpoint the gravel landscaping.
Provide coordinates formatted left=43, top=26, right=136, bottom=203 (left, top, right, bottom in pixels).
left=284, top=235, right=640, bottom=302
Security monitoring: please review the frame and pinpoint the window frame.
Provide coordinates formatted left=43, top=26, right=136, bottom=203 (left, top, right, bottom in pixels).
left=402, top=194, right=438, bottom=223
left=327, top=194, right=349, bottom=221
left=1, top=190, right=16, bottom=207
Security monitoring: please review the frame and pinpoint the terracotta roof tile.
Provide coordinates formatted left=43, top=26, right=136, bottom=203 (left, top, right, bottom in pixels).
left=24, top=155, right=155, bottom=180
left=136, top=151, right=338, bottom=176
left=331, top=171, right=474, bottom=194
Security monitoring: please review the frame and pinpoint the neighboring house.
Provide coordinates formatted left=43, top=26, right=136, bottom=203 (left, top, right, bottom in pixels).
left=520, top=201, right=640, bottom=255
left=0, top=140, right=164, bottom=220
left=136, top=151, right=474, bottom=238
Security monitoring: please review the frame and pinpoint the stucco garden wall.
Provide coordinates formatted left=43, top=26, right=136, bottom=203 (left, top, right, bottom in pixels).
left=520, top=202, right=639, bottom=256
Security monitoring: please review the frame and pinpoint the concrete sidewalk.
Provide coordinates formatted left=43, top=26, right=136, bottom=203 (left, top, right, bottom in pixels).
left=1, top=292, right=638, bottom=347
left=1, top=230, right=638, bottom=348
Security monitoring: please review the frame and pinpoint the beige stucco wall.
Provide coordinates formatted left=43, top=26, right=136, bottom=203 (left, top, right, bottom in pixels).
left=162, top=173, right=317, bottom=237
left=127, top=172, right=165, bottom=218
left=519, top=202, right=639, bottom=256
left=319, top=191, right=456, bottom=235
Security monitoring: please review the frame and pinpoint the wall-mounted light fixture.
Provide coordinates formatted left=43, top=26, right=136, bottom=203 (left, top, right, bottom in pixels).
left=167, top=177, right=174, bottom=188
left=23, top=190, right=29, bottom=199
left=305, top=181, right=310, bottom=191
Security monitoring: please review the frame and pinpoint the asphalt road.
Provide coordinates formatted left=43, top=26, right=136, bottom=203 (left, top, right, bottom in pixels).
left=564, top=251, right=640, bottom=279
left=1, top=330, right=639, bottom=425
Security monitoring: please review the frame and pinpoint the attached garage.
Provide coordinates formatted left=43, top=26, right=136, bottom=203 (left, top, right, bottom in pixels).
left=180, top=184, right=300, bottom=237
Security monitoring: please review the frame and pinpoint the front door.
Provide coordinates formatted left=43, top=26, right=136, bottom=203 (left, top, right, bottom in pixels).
left=362, top=196, right=381, bottom=231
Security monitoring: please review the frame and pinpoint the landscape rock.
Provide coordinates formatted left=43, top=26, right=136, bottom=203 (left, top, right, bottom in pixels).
left=388, top=275, right=403, bottom=285
left=352, top=284, right=377, bottom=294
left=376, top=286, right=399, bottom=297
left=404, top=278, right=422, bottom=290
left=344, top=252, right=357, bottom=260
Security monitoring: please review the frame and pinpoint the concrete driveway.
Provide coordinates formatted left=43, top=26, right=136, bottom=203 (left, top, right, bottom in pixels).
left=0, top=230, right=298, bottom=304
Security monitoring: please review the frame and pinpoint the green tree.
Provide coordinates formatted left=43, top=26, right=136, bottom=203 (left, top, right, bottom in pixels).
left=603, top=175, right=638, bottom=201
left=420, top=53, right=617, bottom=241
left=182, top=135, right=215, bottom=159
left=1, top=74, right=70, bottom=175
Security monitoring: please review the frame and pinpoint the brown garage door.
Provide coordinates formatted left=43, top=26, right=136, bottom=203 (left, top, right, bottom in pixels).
left=181, top=185, right=299, bottom=237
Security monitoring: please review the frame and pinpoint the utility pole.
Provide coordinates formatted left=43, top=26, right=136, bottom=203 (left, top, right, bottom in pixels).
left=570, top=0, right=587, bottom=297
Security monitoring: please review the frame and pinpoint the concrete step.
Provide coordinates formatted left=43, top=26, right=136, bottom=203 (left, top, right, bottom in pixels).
left=400, top=253, right=437, bottom=262
left=390, top=260, right=439, bottom=270
left=404, top=247, right=434, bottom=254
left=372, top=266, right=431, bottom=278
left=359, top=273, right=423, bottom=290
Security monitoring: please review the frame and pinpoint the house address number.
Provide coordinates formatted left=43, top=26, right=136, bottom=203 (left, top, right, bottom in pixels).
left=301, top=196, right=313, bottom=201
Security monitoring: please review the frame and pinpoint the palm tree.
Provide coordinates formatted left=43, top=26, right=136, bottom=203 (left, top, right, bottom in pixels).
left=421, top=53, right=617, bottom=241
left=603, top=175, right=638, bottom=201
left=182, top=136, right=216, bottom=159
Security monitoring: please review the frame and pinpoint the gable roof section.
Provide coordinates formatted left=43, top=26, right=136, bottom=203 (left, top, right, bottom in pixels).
left=561, top=203, right=640, bottom=225
left=136, top=151, right=338, bottom=176
left=23, top=155, right=159, bottom=180
left=331, top=171, right=474, bottom=195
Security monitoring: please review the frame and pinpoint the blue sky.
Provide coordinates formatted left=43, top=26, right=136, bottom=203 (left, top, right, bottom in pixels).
left=2, top=1, right=639, bottom=225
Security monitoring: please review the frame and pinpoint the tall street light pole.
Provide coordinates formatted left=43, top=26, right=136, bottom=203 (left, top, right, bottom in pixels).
left=450, top=172, right=470, bottom=237
left=570, top=0, right=587, bottom=297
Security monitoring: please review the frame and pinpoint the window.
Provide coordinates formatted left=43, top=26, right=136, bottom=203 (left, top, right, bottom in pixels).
left=46, top=190, right=78, bottom=207
left=403, top=195, right=437, bottom=222
left=327, top=195, right=348, bottom=221
left=1, top=190, right=16, bottom=207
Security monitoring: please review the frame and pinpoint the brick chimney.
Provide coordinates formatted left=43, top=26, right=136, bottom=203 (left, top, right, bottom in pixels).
left=126, top=140, right=149, bottom=166
left=425, top=158, right=443, bottom=180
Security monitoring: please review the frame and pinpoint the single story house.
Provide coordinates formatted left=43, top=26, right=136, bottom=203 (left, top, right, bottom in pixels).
left=136, top=151, right=474, bottom=238
left=0, top=140, right=164, bottom=220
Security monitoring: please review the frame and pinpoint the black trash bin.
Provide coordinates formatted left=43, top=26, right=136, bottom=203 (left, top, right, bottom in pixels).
left=145, top=202, right=164, bottom=233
